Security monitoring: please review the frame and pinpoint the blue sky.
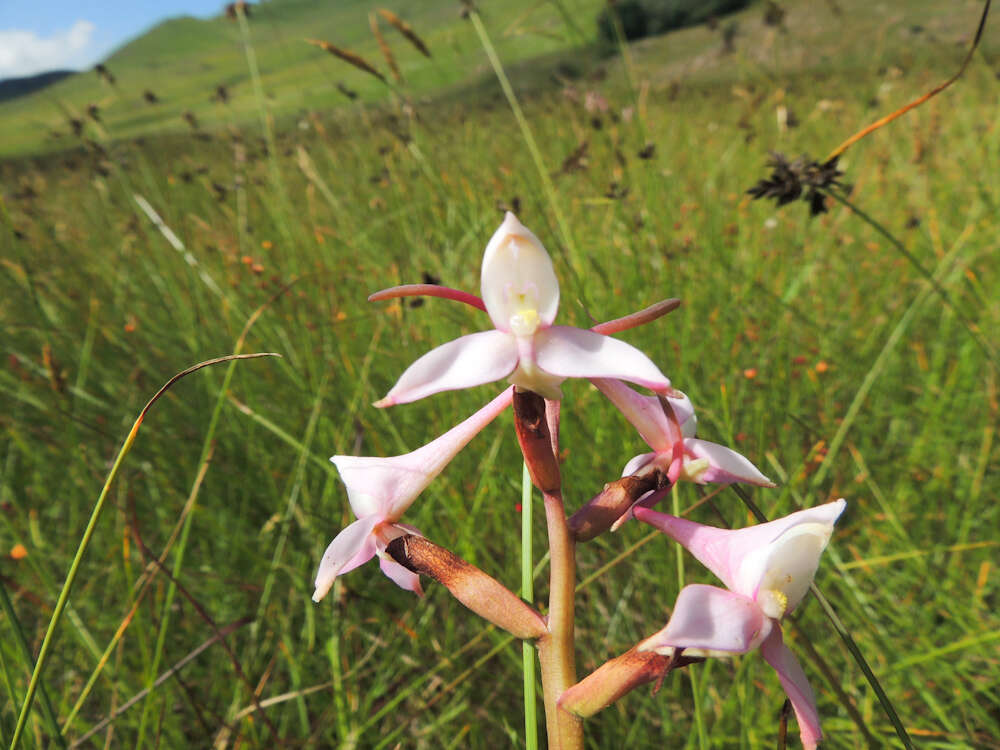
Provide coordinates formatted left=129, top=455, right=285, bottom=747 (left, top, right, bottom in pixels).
left=0, top=0, right=226, bottom=78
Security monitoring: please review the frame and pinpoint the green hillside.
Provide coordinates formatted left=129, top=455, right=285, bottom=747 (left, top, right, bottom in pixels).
left=0, top=0, right=602, bottom=157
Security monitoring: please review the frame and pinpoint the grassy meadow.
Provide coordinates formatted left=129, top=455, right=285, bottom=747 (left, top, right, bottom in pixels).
left=1, top=0, right=999, bottom=747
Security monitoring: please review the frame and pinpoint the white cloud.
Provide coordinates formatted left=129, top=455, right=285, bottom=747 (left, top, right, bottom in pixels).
left=0, top=20, right=97, bottom=79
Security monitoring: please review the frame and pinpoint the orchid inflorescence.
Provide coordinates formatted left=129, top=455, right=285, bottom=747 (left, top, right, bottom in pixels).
left=314, top=213, right=845, bottom=749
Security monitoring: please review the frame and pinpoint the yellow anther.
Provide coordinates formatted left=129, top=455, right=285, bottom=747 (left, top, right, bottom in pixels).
left=759, top=588, right=789, bottom=620
left=679, top=457, right=711, bottom=482
left=510, top=308, right=540, bottom=336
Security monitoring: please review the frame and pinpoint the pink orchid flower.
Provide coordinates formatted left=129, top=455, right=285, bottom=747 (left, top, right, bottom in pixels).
left=374, top=212, right=671, bottom=406
left=634, top=499, right=847, bottom=750
left=313, top=387, right=513, bottom=602
left=593, top=377, right=775, bottom=488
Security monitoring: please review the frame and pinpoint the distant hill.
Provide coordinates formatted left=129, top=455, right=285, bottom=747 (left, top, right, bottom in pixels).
left=0, top=0, right=604, bottom=158
left=0, top=70, right=76, bottom=104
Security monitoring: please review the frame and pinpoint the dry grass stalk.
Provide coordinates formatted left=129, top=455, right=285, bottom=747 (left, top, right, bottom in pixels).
left=377, top=9, right=432, bottom=58
left=306, top=38, right=387, bottom=84
left=825, top=0, right=991, bottom=161
left=369, top=13, right=403, bottom=83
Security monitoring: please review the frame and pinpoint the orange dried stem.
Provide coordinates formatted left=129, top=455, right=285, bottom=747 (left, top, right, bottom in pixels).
left=826, top=0, right=991, bottom=162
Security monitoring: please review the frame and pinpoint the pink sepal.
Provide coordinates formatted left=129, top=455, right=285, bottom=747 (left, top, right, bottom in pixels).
left=375, top=330, right=517, bottom=407
left=760, top=627, right=822, bottom=749
left=534, top=327, right=672, bottom=393
left=642, top=584, right=772, bottom=654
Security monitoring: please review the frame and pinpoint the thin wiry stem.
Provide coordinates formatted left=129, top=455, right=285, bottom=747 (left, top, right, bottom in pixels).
left=467, top=10, right=589, bottom=308
left=0, top=581, right=66, bottom=749
left=7, top=353, right=278, bottom=750
left=826, top=189, right=997, bottom=371
left=67, top=619, right=252, bottom=749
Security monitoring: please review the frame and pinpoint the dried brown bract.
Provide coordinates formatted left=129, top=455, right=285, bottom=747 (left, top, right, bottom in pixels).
left=370, top=13, right=403, bottom=83
left=306, top=38, right=387, bottom=84
left=763, top=1, right=786, bottom=29
left=225, top=1, right=251, bottom=20
left=336, top=82, right=358, bottom=100
left=95, top=63, right=116, bottom=85
left=377, top=9, right=432, bottom=58
left=553, top=140, right=589, bottom=177
left=605, top=182, right=629, bottom=200
left=747, top=152, right=843, bottom=216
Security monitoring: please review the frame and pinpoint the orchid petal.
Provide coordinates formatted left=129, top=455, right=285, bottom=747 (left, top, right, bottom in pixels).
left=333, top=387, right=514, bottom=519
left=640, top=584, right=771, bottom=655
left=621, top=451, right=657, bottom=478
left=681, top=438, right=775, bottom=487
left=376, top=329, right=517, bottom=407
left=374, top=523, right=425, bottom=594
left=535, top=327, right=671, bottom=392
left=312, top=515, right=380, bottom=602
left=379, top=555, right=424, bottom=595
left=635, top=500, right=846, bottom=602
left=633, top=508, right=742, bottom=591
left=761, top=628, right=822, bottom=750
left=679, top=406, right=697, bottom=438
left=592, top=378, right=691, bottom=451
left=481, top=212, right=560, bottom=331
left=508, top=334, right=567, bottom=399
left=733, top=501, right=845, bottom=615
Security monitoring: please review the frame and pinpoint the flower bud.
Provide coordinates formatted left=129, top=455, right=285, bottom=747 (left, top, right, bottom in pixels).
left=385, top=535, right=547, bottom=640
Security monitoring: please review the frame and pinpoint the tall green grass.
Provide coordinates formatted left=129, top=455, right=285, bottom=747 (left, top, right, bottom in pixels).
left=1, top=0, right=998, bottom=747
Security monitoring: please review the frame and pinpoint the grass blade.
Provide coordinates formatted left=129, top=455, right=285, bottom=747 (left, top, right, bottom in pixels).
left=8, top=353, right=278, bottom=750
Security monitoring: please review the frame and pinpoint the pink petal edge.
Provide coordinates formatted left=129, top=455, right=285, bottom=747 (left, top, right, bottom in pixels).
left=313, top=515, right=381, bottom=602
left=592, top=378, right=682, bottom=452
left=683, top=438, right=775, bottom=487
left=379, top=555, right=424, bottom=595
left=535, top=326, right=671, bottom=393
left=642, top=584, right=771, bottom=654
left=333, top=387, right=514, bottom=520
left=635, top=500, right=846, bottom=599
left=376, top=329, right=518, bottom=407
left=760, top=627, right=822, bottom=750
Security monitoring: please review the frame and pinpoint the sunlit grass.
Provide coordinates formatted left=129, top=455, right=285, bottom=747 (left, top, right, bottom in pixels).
left=1, top=0, right=998, bottom=747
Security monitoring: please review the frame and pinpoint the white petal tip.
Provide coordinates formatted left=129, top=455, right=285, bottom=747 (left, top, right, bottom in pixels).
left=636, top=637, right=673, bottom=657
left=501, top=211, right=521, bottom=228
left=609, top=509, right=633, bottom=532
left=311, top=591, right=324, bottom=603
left=373, top=396, right=394, bottom=408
